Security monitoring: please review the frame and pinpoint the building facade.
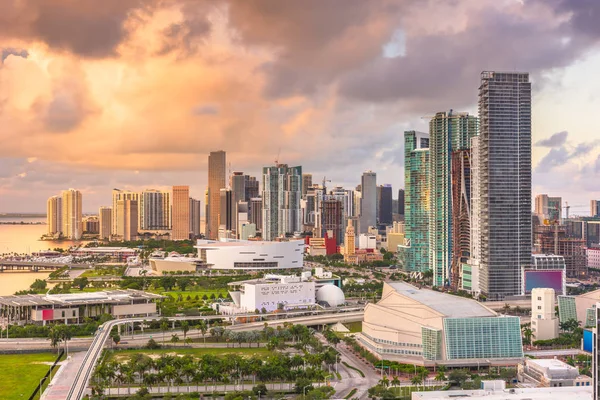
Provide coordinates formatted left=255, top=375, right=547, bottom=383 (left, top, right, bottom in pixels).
left=378, top=184, right=393, bottom=225
left=116, top=199, right=138, bottom=241
left=61, top=188, right=83, bottom=240
left=172, top=186, right=190, bottom=240
left=321, top=199, right=343, bottom=246
left=112, top=189, right=139, bottom=236
left=302, top=173, right=312, bottom=198
left=47, top=195, right=63, bottom=236
left=359, top=171, right=377, bottom=233
left=475, top=71, right=532, bottom=300
left=207, top=150, right=226, bottom=239
left=401, top=131, right=430, bottom=272
left=535, top=194, right=562, bottom=223
left=262, top=164, right=302, bottom=241
left=99, top=206, right=112, bottom=240
left=189, top=198, right=202, bottom=237
left=531, top=288, right=559, bottom=341
left=139, top=189, right=171, bottom=231
left=249, top=197, right=263, bottom=233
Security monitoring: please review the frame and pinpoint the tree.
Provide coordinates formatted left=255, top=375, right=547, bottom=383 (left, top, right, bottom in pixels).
left=522, top=327, right=533, bottom=345
left=295, top=378, right=313, bottom=394
left=145, top=338, right=161, bottom=349
left=160, top=276, right=176, bottom=291
left=448, top=369, right=469, bottom=386
left=178, top=277, right=192, bottom=291
left=197, top=320, right=208, bottom=344
left=30, top=279, right=47, bottom=291
left=160, top=319, right=169, bottom=344
left=112, top=334, right=121, bottom=347
left=411, top=375, right=423, bottom=387
left=47, top=326, right=62, bottom=353
left=253, top=383, right=268, bottom=397
left=73, top=277, right=89, bottom=291
left=170, top=334, right=180, bottom=347
left=181, top=321, right=190, bottom=342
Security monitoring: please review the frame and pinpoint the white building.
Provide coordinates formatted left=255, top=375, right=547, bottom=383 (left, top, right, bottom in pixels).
left=531, top=288, right=559, bottom=341
left=358, top=234, right=377, bottom=250
left=587, top=248, right=600, bottom=268
left=195, top=239, right=304, bottom=270
left=412, top=386, right=591, bottom=400
left=518, top=358, right=590, bottom=388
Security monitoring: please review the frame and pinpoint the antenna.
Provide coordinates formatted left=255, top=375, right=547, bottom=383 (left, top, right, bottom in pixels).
left=275, top=147, right=281, bottom=166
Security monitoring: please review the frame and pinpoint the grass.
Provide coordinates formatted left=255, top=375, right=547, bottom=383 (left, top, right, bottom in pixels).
left=343, top=321, right=362, bottom=333
left=161, top=288, right=229, bottom=299
left=107, top=346, right=271, bottom=362
left=344, top=388, right=358, bottom=399
left=342, top=361, right=365, bottom=378
left=0, top=352, right=60, bottom=400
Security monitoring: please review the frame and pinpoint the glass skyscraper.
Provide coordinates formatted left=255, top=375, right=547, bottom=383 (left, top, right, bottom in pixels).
left=476, top=72, right=532, bottom=299
left=402, top=131, right=430, bottom=272
left=262, top=164, right=302, bottom=241
left=429, top=111, right=477, bottom=287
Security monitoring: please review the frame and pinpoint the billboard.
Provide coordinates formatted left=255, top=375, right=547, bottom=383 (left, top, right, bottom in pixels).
left=583, top=329, right=593, bottom=353
left=523, top=270, right=564, bottom=295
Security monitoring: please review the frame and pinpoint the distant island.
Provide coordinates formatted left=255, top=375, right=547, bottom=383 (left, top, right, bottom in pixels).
left=0, top=221, right=46, bottom=225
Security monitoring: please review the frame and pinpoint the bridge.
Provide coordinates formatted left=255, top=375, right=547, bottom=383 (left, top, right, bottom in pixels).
left=65, top=310, right=364, bottom=400
left=0, top=261, right=89, bottom=272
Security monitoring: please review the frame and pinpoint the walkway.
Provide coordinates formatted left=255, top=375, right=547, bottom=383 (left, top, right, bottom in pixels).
left=42, top=351, right=88, bottom=400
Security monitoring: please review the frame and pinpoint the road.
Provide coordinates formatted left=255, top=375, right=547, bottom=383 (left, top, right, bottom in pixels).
left=65, top=311, right=365, bottom=400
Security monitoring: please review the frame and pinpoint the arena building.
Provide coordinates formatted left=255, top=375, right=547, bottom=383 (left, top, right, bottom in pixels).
left=358, top=281, right=523, bottom=367
left=0, top=290, right=163, bottom=327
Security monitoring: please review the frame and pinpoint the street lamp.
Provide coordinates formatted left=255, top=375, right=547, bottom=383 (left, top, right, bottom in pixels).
left=335, top=354, right=340, bottom=374
left=303, top=384, right=311, bottom=399
left=39, top=376, right=47, bottom=399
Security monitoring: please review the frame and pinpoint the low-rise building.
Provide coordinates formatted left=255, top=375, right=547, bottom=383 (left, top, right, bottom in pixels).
left=518, top=358, right=590, bottom=388
left=531, top=288, right=559, bottom=341
left=412, top=385, right=591, bottom=400
left=0, top=290, right=163, bottom=327
left=70, top=247, right=138, bottom=262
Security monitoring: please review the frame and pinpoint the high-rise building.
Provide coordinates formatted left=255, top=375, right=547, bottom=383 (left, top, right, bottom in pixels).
left=249, top=197, right=263, bottom=232
left=189, top=198, right=201, bottom=237
left=535, top=194, right=562, bottom=223
left=46, top=195, right=63, bottom=236
left=116, top=199, right=138, bottom=241
left=99, top=206, right=112, bottom=240
left=82, top=216, right=99, bottom=234
left=219, top=188, right=233, bottom=235
left=429, top=111, right=477, bottom=287
left=302, top=173, right=312, bottom=197
left=401, top=131, right=430, bottom=273
left=112, top=189, right=139, bottom=236
left=378, top=184, right=393, bottom=225
left=475, top=71, right=532, bottom=299
left=359, top=171, right=377, bottom=233
left=451, top=148, right=473, bottom=290
left=262, top=164, right=302, bottom=240
left=591, top=200, right=600, bottom=218
left=61, top=188, right=83, bottom=240
left=231, top=172, right=246, bottom=207
left=343, top=218, right=356, bottom=259
left=139, top=189, right=171, bottom=231
left=321, top=198, right=343, bottom=245
left=172, top=186, right=190, bottom=240
left=207, top=150, right=226, bottom=239
left=245, top=176, right=260, bottom=200
left=397, top=189, right=405, bottom=217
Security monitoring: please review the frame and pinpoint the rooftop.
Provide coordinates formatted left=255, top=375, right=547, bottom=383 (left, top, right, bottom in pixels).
left=195, top=239, right=304, bottom=248
left=387, top=282, right=495, bottom=318
left=528, top=358, right=578, bottom=372
left=0, top=290, right=164, bottom=307
left=413, top=386, right=591, bottom=400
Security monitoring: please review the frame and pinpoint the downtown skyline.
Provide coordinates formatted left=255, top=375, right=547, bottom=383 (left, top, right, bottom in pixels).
left=2, top=1, right=600, bottom=213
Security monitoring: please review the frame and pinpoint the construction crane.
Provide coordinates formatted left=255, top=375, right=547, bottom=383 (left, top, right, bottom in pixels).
left=564, top=202, right=588, bottom=219
left=322, top=176, right=331, bottom=194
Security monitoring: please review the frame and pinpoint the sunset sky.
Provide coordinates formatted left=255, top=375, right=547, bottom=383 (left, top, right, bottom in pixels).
left=1, top=0, right=600, bottom=214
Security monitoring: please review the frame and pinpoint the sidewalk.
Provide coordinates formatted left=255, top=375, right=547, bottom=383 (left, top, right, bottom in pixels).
left=42, top=351, right=88, bottom=400
left=105, top=382, right=325, bottom=396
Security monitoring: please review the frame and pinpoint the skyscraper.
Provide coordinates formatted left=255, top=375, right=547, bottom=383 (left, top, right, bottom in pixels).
left=245, top=176, right=260, bottom=200
left=139, top=189, right=171, bottom=231
left=46, top=195, right=62, bottom=236
left=321, top=198, right=343, bottom=245
left=591, top=200, right=600, bottom=217
left=302, top=173, right=312, bottom=197
left=359, top=171, right=377, bottom=233
left=262, top=164, right=302, bottom=240
left=401, top=131, right=430, bottom=273
left=378, top=184, right=393, bottom=225
left=116, top=199, right=138, bottom=241
left=61, top=189, right=83, bottom=240
left=112, top=189, right=139, bottom=236
left=219, top=188, right=233, bottom=236
left=535, top=194, right=562, bottom=223
left=172, top=186, right=190, bottom=240
left=207, top=150, right=226, bottom=239
left=99, top=206, right=112, bottom=240
left=189, top=198, right=201, bottom=237
left=397, top=189, right=405, bottom=217
left=429, top=111, right=477, bottom=287
left=249, top=197, right=263, bottom=232
left=476, top=71, right=532, bottom=299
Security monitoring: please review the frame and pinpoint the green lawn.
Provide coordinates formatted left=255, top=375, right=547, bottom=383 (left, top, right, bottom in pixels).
left=161, top=288, right=229, bottom=299
left=0, top=352, right=60, bottom=400
left=107, top=346, right=271, bottom=363
left=343, top=321, right=362, bottom=333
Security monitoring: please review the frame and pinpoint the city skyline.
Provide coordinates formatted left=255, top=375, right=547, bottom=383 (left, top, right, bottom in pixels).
left=2, top=2, right=600, bottom=213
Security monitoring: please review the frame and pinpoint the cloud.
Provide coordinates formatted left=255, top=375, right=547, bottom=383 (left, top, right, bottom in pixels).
left=536, top=131, right=569, bottom=147
left=192, top=104, right=219, bottom=115
left=536, top=147, right=570, bottom=171
left=1, top=48, right=28, bottom=62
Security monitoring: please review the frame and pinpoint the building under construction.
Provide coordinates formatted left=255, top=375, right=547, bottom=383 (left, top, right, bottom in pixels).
left=534, top=225, right=587, bottom=278
left=451, top=149, right=472, bottom=290
left=321, top=198, right=343, bottom=246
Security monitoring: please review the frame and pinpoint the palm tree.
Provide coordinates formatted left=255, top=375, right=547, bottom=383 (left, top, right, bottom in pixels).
left=522, top=327, right=533, bottom=345
left=170, top=333, right=180, bottom=347
left=197, top=320, right=208, bottom=344
left=160, top=320, right=169, bottom=344
left=411, top=375, right=423, bottom=389
left=181, top=320, right=190, bottom=342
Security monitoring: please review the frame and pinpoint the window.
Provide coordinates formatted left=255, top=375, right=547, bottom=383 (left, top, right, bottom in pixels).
left=537, top=297, right=541, bottom=300
left=61, top=311, right=65, bottom=318
left=73, top=310, right=76, bottom=317
left=537, top=306, right=541, bottom=310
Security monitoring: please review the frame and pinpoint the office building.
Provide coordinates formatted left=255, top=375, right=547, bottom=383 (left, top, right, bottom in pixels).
left=302, top=173, right=312, bottom=197
left=46, top=195, right=63, bottom=236
left=534, top=225, right=587, bottom=278
left=557, top=295, right=577, bottom=324
left=189, top=198, right=201, bottom=237
left=321, top=198, right=343, bottom=245
left=245, top=176, right=259, bottom=201
left=207, top=150, right=226, bottom=239
left=116, top=199, right=138, bottom=241
left=359, top=281, right=523, bottom=366
left=171, top=186, right=190, bottom=240
left=112, top=189, right=139, bottom=236
left=591, top=200, right=600, bottom=218
left=99, top=207, right=112, bottom=240
left=139, top=189, right=171, bottom=231
left=61, top=189, right=83, bottom=240
left=475, top=71, right=532, bottom=300
left=262, top=164, right=302, bottom=241
left=359, top=171, right=377, bottom=233
left=531, top=288, right=559, bottom=341
left=219, top=188, right=234, bottom=237
left=429, top=111, right=477, bottom=287
left=249, top=197, right=263, bottom=232
left=239, top=222, right=256, bottom=240
left=378, top=184, right=393, bottom=225
left=400, top=131, right=430, bottom=273
left=397, top=189, right=405, bottom=217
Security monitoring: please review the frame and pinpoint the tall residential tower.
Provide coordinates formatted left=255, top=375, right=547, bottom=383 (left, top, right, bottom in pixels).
left=207, top=151, right=226, bottom=239
left=262, top=164, right=302, bottom=240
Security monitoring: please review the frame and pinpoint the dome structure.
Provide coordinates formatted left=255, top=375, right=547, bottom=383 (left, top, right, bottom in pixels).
left=316, top=284, right=345, bottom=307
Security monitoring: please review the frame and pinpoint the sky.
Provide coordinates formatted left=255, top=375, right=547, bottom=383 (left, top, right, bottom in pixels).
left=1, top=0, right=600, bottom=215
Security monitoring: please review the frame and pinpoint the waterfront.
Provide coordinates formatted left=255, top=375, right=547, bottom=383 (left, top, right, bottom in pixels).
left=0, top=217, right=83, bottom=295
